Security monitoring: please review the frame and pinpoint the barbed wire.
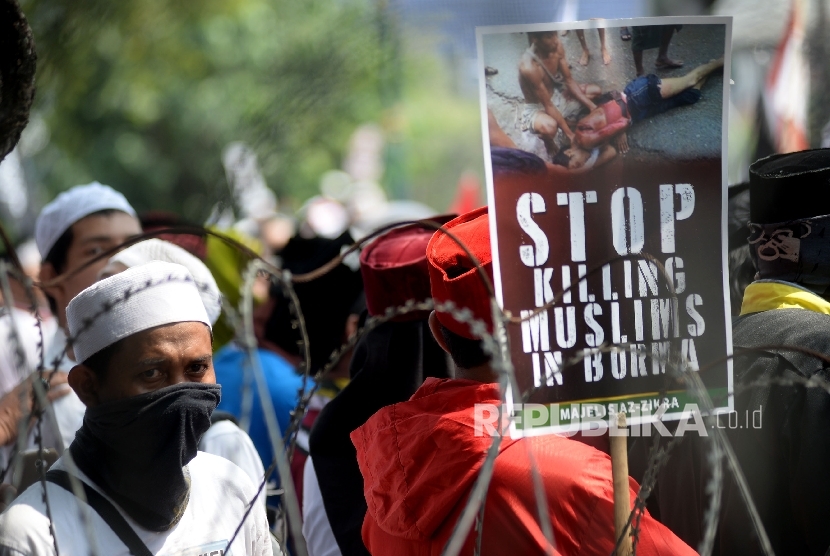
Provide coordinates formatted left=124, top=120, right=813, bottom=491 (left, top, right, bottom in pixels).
left=227, top=259, right=308, bottom=555
left=0, top=260, right=102, bottom=556
left=5, top=220, right=830, bottom=556
left=0, top=262, right=57, bottom=554
left=0, top=228, right=732, bottom=556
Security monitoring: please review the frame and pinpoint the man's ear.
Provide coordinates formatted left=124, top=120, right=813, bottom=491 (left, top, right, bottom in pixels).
left=68, top=365, right=101, bottom=408
left=428, top=311, right=451, bottom=355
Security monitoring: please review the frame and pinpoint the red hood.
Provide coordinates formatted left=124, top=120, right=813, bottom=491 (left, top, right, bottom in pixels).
left=350, top=378, right=515, bottom=541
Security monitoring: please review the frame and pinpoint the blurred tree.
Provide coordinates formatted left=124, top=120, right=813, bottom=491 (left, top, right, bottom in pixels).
left=20, top=0, right=386, bottom=220
left=393, top=53, right=483, bottom=212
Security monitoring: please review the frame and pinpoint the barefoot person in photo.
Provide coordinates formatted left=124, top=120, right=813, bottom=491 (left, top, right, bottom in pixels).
left=518, top=31, right=601, bottom=156
left=575, top=29, right=611, bottom=66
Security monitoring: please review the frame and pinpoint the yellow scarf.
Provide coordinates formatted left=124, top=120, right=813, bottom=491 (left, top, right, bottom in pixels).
left=740, top=281, right=830, bottom=316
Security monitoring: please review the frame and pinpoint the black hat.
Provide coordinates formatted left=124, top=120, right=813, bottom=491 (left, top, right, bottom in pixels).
left=263, top=230, right=364, bottom=374
left=749, top=148, right=830, bottom=223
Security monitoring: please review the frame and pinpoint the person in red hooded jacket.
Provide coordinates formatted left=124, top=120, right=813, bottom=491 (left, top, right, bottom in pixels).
left=350, top=207, right=697, bottom=556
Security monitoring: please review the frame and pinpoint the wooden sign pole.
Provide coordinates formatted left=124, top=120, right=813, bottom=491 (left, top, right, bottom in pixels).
left=610, top=412, right=632, bottom=556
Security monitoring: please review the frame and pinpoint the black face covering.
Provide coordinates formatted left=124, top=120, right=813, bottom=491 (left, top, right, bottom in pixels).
left=70, top=382, right=221, bottom=532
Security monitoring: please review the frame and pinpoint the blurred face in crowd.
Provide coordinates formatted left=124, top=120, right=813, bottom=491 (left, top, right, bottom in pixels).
left=70, top=321, right=215, bottom=407
left=40, top=211, right=141, bottom=327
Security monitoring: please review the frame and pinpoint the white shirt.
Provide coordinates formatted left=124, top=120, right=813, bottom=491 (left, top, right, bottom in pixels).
left=39, top=328, right=86, bottom=452
left=0, top=452, right=274, bottom=556
left=0, top=321, right=69, bottom=472
left=0, top=308, right=57, bottom=396
left=199, top=419, right=266, bottom=506
left=302, top=456, right=342, bottom=556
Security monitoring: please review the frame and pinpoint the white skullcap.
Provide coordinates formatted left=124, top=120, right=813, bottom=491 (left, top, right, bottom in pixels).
left=109, top=239, right=222, bottom=325
left=35, top=182, right=136, bottom=258
left=67, top=261, right=210, bottom=363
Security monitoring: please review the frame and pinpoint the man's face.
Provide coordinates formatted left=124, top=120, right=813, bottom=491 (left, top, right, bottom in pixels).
left=41, top=211, right=142, bottom=326
left=564, top=147, right=590, bottom=169
left=538, top=32, right=559, bottom=51
left=88, top=321, right=214, bottom=406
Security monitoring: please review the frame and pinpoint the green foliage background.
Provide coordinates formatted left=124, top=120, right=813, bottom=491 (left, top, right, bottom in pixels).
left=19, top=0, right=484, bottom=221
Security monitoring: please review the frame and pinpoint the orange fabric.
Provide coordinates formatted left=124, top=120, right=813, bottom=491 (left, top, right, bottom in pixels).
left=351, top=378, right=697, bottom=556
left=426, top=207, right=494, bottom=338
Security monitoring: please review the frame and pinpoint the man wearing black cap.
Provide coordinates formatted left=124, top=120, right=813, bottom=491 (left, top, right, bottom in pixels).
left=718, top=148, right=830, bottom=554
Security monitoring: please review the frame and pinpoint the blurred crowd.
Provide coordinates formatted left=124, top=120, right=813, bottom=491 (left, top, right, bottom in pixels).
left=6, top=137, right=830, bottom=556
left=0, top=112, right=492, bottom=554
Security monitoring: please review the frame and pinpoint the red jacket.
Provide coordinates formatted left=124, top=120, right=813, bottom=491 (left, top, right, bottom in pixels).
left=351, top=378, right=696, bottom=556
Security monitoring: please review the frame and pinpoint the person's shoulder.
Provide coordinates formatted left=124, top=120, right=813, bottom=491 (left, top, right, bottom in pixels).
left=0, top=484, right=58, bottom=554
left=531, top=433, right=611, bottom=463
left=201, top=418, right=239, bottom=438
left=200, top=420, right=257, bottom=454
left=5, top=478, right=59, bottom=515
left=187, top=453, right=266, bottom=545
left=191, top=450, right=247, bottom=474
left=735, top=308, right=830, bottom=348
left=518, top=52, right=538, bottom=76
left=737, top=307, right=830, bottom=330
left=497, top=434, right=613, bottom=489
left=190, top=452, right=257, bottom=495
left=217, top=344, right=297, bottom=374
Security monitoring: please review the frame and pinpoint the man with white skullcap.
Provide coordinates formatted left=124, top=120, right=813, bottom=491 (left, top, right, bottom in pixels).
left=99, top=239, right=266, bottom=493
left=36, top=182, right=141, bottom=327
left=31, top=182, right=143, bottom=453
left=0, top=261, right=276, bottom=555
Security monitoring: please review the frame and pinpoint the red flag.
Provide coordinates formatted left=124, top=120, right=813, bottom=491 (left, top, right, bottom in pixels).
left=764, top=0, right=810, bottom=153
left=448, top=171, right=482, bottom=215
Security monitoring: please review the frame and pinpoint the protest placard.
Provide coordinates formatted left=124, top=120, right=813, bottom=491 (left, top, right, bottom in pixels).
left=477, top=17, right=733, bottom=435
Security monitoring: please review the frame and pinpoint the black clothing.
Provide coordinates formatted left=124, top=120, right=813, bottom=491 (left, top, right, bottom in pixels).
left=628, top=428, right=716, bottom=552
left=749, top=149, right=830, bottom=223
left=264, top=231, right=364, bottom=375
left=631, top=308, right=830, bottom=555
left=308, top=319, right=451, bottom=556
left=70, top=383, right=220, bottom=532
left=720, top=308, right=830, bottom=555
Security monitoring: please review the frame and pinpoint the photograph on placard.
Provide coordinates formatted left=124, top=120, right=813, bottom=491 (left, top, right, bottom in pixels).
left=477, top=17, right=733, bottom=435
